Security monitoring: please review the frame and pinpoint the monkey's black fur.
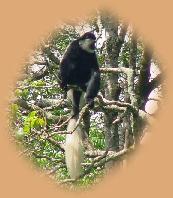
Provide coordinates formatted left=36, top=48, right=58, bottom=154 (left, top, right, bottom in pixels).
left=59, top=32, right=100, bottom=116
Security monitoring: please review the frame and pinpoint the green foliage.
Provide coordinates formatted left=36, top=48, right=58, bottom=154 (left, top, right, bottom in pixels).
left=31, top=80, right=46, bottom=87
left=97, top=54, right=105, bottom=66
left=23, top=111, right=45, bottom=134
left=11, top=103, right=20, bottom=119
left=119, top=42, right=131, bottom=66
left=51, top=26, right=80, bottom=54
left=90, top=123, right=105, bottom=150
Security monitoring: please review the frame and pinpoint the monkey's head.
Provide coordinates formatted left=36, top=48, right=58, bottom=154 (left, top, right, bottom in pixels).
left=78, top=32, right=96, bottom=53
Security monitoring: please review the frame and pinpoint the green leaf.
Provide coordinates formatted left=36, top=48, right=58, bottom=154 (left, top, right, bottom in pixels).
left=15, top=89, right=22, bottom=97
left=23, top=125, right=30, bottom=134
left=11, top=104, right=19, bottom=117
left=38, top=118, right=45, bottom=127
left=31, top=118, right=37, bottom=128
left=29, top=111, right=37, bottom=118
left=34, top=118, right=45, bottom=128
left=20, top=89, right=29, bottom=99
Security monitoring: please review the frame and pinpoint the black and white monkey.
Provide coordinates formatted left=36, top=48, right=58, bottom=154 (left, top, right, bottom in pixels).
left=59, top=32, right=100, bottom=117
left=59, top=32, right=100, bottom=179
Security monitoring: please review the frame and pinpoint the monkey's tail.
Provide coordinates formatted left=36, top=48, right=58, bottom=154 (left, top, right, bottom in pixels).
left=65, top=118, right=84, bottom=179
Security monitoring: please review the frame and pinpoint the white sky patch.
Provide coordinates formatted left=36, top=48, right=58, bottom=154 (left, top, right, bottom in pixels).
left=145, top=62, right=161, bottom=114
left=31, top=64, right=45, bottom=72
left=150, top=62, right=160, bottom=79
left=145, top=99, right=158, bottom=114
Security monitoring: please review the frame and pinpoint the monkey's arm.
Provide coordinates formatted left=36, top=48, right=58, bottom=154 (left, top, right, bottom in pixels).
left=85, top=55, right=100, bottom=107
left=59, top=60, right=72, bottom=90
left=59, top=41, right=79, bottom=90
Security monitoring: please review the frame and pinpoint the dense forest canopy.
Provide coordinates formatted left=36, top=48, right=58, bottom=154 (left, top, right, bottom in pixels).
left=10, top=10, right=163, bottom=189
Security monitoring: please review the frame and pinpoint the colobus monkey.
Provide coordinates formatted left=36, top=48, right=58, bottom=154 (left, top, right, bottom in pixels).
left=59, top=32, right=100, bottom=117
left=59, top=32, right=100, bottom=179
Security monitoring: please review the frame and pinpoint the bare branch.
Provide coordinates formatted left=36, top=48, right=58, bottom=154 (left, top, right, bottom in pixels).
left=59, top=147, right=133, bottom=184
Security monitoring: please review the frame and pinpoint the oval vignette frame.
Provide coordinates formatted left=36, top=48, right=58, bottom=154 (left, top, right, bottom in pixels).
left=0, top=0, right=172, bottom=198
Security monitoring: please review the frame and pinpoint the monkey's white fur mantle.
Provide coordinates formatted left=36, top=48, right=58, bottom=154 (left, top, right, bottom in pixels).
left=65, top=118, right=84, bottom=179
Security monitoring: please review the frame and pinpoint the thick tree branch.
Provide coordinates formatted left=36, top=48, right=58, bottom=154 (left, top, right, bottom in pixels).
left=43, top=47, right=60, bottom=65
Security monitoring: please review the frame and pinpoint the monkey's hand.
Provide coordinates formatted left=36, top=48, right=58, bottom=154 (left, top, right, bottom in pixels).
left=86, top=98, right=94, bottom=109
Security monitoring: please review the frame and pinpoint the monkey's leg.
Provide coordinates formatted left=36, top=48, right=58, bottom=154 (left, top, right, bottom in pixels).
left=82, top=110, right=90, bottom=136
left=67, top=89, right=82, bottom=117
left=85, top=71, right=100, bottom=108
left=82, top=110, right=94, bottom=150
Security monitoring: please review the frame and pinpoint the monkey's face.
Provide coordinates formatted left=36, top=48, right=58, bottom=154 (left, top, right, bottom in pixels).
left=79, top=32, right=96, bottom=53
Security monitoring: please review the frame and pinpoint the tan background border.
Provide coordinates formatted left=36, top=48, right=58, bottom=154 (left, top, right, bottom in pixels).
left=0, top=0, right=172, bottom=197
